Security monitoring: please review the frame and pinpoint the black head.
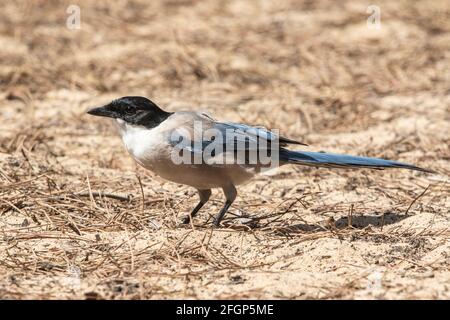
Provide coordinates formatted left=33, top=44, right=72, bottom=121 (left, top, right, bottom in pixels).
left=87, top=96, right=173, bottom=128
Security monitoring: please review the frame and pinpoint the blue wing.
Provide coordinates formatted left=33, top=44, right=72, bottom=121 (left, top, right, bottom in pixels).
left=215, top=122, right=306, bottom=149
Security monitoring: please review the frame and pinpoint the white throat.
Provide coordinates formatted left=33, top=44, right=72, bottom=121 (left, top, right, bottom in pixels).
left=114, top=118, right=164, bottom=166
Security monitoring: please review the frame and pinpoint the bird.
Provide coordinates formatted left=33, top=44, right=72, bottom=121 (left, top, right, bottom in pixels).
left=87, top=96, right=432, bottom=227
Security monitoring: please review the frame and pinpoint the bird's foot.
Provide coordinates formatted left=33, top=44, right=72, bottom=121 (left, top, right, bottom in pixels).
left=181, top=215, right=192, bottom=224
left=212, top=219, right=221, bottom=228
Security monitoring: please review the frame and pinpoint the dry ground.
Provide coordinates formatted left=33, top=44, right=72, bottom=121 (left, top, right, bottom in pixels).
left=0, top=0, right=449, bottom=299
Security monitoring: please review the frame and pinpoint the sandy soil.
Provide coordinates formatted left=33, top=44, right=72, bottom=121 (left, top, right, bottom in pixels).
left=0, top=0, right=449, bottom=299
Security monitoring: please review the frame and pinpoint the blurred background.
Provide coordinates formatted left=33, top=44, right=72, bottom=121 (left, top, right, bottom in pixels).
left=2, top=0, right=449, bottom=140
left=0, top=0, right=449, bottom=299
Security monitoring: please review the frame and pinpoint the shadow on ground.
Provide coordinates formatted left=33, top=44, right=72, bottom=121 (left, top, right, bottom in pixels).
left=242, top=212, right=409, bottom=231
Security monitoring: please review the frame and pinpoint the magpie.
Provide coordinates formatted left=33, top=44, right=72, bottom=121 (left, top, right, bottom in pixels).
left=87, top=96, right=432, bottom=227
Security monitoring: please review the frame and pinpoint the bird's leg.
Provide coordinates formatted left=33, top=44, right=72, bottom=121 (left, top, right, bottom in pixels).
left=213, top=184, right=237, bottom=227
left=181, top=189, right=211, bottom=224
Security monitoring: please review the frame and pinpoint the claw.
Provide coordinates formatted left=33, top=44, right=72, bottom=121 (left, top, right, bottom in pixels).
left=181, top=215, right=191, bottom=224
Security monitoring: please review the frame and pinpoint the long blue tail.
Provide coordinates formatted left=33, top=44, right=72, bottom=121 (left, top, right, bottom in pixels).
left=280, top=150, right=432, bottom=173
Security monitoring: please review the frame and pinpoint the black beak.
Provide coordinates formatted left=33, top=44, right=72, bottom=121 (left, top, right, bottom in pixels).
left=87, top=105, right=117, bottom=118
